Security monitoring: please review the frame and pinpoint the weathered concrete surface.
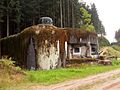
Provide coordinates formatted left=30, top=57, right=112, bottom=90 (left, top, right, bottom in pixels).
left=37, top=44, right=59, bottom=70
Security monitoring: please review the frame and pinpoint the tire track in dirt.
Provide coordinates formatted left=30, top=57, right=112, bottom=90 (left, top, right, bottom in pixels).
left=92, top=78, right=120, bottom=90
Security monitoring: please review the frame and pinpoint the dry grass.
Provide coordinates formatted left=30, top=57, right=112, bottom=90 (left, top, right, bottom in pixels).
left=0, top=58, right=26, bottom=90
left=100, top=46, right=120, bottom=57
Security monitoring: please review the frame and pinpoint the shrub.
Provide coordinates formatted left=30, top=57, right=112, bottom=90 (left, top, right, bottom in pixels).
left=112, top=59, right=120, bottom=66
left=98, top=36, right=110, bottom=47
left=0, top=58, right=23, bottom=75
left=0, top=58, right=25, bottom=90
left=112, top=45, right=120, bottom=52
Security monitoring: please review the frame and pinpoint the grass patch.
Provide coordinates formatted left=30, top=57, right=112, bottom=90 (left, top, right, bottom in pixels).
left=26, top=64, right=120, bottom=85
left=112, top=45, right=120, bottom=52
left=1, top=59, right=120, bottom=90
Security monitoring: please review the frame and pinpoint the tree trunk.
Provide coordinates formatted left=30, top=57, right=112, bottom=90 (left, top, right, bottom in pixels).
left=63, top=0, right=66, bottom=27
left=17, top=21, right=20, bottom=33
left=32, top=18, right=35, bottom=25
left=7, top=12, right=9, bottom=37
left=60, top=0, right=63, bottom=28
left=72, top=0, right=75, bottom=28
left=67, top=0, right=70, bottom=27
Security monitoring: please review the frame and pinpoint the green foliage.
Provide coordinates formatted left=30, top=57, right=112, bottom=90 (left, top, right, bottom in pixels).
left=87, top=24, right=95, bottom=31
left=80, top=7, right=91, bottom=23
left=0, top=58, right=22, bottom=73
left=98, top=36, right=110, bottom=47
left=0, top=58, right=25, bottom=90
left=0, top=0, right=105, bottom=38
left=0, top=0, right=21, bottom=36
left=0, top=0, right=4, bottom=22
left=107, top=47, right=120, bottom=57
left=112, top=45, right=120, bottom=52
left=112, top=59, right=120, bottom=66
left=0, top=58, right=15, bottom=67
left=80, top=7, right=95, bottom=31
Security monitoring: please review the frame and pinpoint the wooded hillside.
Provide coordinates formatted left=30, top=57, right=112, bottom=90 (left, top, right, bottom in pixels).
left=0, top=0, right=105, bottom=38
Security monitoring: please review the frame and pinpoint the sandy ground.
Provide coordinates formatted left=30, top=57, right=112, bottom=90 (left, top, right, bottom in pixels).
left=23, top=69, right=120, bottom=90
left=91, top=76, right=120, bottom=90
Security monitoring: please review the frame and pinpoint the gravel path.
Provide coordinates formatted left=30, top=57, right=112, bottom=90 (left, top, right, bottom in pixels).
left=23, top=69, right=120, bottom=90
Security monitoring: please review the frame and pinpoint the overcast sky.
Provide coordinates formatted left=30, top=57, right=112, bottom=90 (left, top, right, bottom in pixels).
left=81, top=0, right=120, bottom=43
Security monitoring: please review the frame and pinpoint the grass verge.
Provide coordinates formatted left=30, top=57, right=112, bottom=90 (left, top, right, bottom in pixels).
left=1, top=59, right=120, bottom=90
left=26, top=64, right=120, bottom=85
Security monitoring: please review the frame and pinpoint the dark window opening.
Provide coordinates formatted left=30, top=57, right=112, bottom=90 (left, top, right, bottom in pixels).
left=74, top=48, right=80, bottom=53
left=92, top=47, right=96, bottom=52
left=91, top=47, right=98, bottom=55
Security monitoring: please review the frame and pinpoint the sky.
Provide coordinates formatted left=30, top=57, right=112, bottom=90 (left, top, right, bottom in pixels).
left=81, top=0, right=120, bottom=43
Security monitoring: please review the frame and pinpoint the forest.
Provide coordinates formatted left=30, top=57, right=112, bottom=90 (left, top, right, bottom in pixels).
left=0, top=0, right=105, bottom=38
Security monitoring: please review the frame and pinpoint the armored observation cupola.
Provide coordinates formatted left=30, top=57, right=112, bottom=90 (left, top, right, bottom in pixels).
left=39, top=17, right=53, bottom=24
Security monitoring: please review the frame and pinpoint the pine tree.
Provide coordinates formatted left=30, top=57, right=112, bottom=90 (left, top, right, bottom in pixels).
left=1, top=0, right=21, bottom=36
left=0, top=0, right=4, bottom=35
left=90, top=3, right=106, bottom=35
left=0, top=0, right=4, bottom=23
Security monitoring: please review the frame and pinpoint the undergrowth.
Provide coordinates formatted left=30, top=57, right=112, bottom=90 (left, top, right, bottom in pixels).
left=0, top=58, right=25, bottom=90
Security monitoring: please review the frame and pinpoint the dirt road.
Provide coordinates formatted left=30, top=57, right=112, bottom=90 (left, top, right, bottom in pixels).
left=91, top=77, right=120, bottom=90
left=23, top=69, right=120, bottom=90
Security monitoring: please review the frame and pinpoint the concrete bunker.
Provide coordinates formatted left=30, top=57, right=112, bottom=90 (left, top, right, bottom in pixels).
left=0, top=24, right=98, bottom=70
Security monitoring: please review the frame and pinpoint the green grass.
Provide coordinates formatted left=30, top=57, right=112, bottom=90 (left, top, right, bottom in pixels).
left=1, top=59, right=120, bottom=90
left=112, top=45, right=120, bottom=52
left=26, top=64, right=120, bottom=85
